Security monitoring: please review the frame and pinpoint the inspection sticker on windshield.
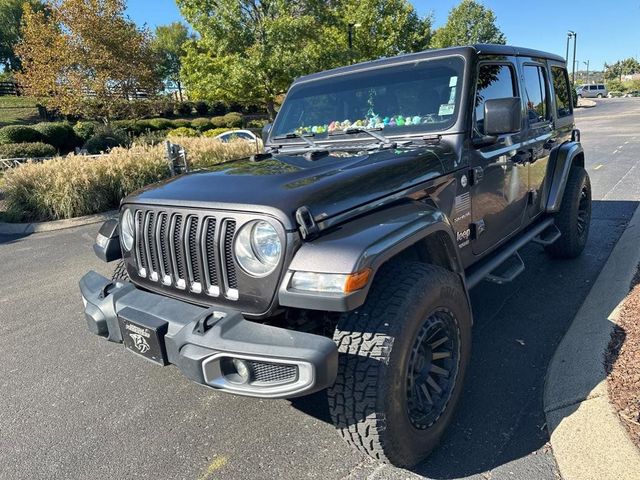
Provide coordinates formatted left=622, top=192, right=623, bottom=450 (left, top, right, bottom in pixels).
left=449, top=76, right=458, bottom=87
left=439, top=104, right=455, bottom=116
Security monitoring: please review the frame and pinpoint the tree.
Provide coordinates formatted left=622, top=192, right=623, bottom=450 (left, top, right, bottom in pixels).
left=430, top=0, right=506, bottom=49
left=16, top=0, right=161, bottom=122
left=178, top=0, right=341, bottom=119
left=0, top=0, right=47, bottom=71
left=604, top=57, right=640, bottom=82
left=177, top=0, right=431, bottom=119
left=338, top=0, right=432, bottom=64
left=151, top=22, right=193, bottom=101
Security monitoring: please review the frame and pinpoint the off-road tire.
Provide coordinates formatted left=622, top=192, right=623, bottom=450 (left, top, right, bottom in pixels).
left=545, top=166, right=591, bottom=259
left=327, top=262, right=472, bottom=467
left=112, top=260, right=129, bottom=281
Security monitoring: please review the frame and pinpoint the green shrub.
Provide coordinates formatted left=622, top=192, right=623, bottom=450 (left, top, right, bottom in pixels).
left=129, top=119, right=155, bottom=135
left=166, top=127, right=199, bottom=138
left=73, top=121, right=99, bottom=142
left=247, top=119, right=268, bottom=129
left=203, top=127, right=234, bottom=138
left=190, top=117, right=213, bottom=132
left=134, top=130, right=167, bottom=147
left=0, top=142, right=57, bottom=159
left=0, top=125, right=44, bottom=145
left=194, top=101, right=209, bottom=115
left=83, top=128, right=129, bottom=154
left=148, top=118, right=173, bottom=130
left=171, top=119, right=191, bottom=128
left=209, top=101, right=226, bottom=116
left=175, top=102, right=193, bottom=116
left=34, top=122, right=80, bottom=152
left=223, top=112, right=243, bottom=128
left=211, top=116, right=227, bottom=128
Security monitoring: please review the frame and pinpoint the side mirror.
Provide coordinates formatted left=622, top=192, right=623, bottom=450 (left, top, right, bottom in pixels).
left=261, top=123, right=272, bottom=143
left=484, top=97, right=521, bottom=136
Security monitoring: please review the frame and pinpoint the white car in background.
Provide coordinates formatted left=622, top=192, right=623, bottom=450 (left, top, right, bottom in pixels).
left=214, top=129, right=258, bottom=143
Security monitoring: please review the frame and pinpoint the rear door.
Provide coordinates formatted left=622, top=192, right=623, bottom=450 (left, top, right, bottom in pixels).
left=469, top=59, right=530, bottom=255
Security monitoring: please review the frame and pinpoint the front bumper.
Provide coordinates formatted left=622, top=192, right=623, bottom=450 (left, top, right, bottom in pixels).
left=79, top=271, right=338, bottom=398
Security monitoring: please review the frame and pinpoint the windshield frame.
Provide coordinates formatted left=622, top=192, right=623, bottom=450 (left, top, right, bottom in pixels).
left=268, top=53, right=468, bottom=147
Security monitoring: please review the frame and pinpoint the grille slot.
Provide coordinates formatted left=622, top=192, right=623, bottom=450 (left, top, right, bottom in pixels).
left=135, top=210, right=147, bottom=274
left=223, top=220, right=238, bottom=291
left=202, top=218, right=219, bottom=296
left=133, top=208, right=245, bottom=301
left=248, top=361, right=297, bottom=385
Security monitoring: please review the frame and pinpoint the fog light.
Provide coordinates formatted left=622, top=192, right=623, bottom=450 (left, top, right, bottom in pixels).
left=232, top=358, right=251, bottom=384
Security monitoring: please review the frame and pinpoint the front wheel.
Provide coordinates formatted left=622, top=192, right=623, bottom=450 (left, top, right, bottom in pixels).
left=545, top=166, right=591, bottom=259
left=327, top=262, right=472, bottom=467
left=597, top=93, right=603, bottom=98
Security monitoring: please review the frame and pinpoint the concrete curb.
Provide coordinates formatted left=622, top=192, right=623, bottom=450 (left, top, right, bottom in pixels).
left=576, top=99, right=597, bottom=108
left=0, top=210, right=117, bottom=235
left=544, top=204, right=640, bottom=480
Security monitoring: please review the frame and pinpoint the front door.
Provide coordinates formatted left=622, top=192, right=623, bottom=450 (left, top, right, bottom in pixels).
left=470, top=60, right=530, bottom=255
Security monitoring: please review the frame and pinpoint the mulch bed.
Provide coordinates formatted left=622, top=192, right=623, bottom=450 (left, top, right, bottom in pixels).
left=606, top=265, right=640, bottom=449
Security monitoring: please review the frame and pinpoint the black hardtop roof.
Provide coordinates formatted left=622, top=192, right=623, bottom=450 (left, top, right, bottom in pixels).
left=294, top=44, right=566, bottom=85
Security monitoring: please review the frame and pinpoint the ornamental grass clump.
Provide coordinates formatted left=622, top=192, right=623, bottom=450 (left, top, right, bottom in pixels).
left=2, top=138, right=261, bottom=222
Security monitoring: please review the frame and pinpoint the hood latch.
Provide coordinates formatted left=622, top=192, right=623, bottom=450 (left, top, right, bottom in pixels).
left=295, top=206, right=320, bottom=241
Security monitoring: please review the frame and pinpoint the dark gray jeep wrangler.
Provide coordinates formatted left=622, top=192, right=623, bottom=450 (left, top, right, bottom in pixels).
left=80, top=45, right=590, bottom=467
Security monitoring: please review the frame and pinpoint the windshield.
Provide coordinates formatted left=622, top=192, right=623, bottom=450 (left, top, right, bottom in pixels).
left=271, top=56, right=465, bottom=141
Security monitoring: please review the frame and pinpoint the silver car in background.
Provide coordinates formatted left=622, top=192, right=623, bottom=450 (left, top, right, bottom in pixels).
left=576, top=84, right=608, bottom=98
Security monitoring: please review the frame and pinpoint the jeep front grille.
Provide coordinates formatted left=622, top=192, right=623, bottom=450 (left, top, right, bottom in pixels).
left=134, top=209, right=238, bottom=300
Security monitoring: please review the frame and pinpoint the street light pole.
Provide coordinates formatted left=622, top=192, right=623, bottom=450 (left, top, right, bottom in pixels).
left=566, top=31, right=575, bottom=62
left=583, top=60, right=590, bottom=84
left=572, top=31, right=578, bottom=84
left=347, top=23, right=361, bottom=64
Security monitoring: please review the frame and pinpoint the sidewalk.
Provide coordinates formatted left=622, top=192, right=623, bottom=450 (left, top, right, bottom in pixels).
left=544, top=204, right=640, bottom=480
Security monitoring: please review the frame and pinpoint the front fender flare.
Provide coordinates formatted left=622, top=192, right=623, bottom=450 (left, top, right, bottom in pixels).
left=278, top=201, right=462, bottom=312
left=543, top=141, right=584, bottom=213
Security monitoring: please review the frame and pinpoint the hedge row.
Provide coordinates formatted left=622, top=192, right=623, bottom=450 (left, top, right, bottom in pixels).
left=0, top=142, right=56, bottom=159
left=110, top=112, right=251, bottom=136
left=2, top=137, right=261, bottom=222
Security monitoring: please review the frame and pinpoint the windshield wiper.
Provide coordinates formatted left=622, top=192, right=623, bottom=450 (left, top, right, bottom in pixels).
left=330, top=127, right=396, bottom=148
left=272, top=132, right=318, bottom=148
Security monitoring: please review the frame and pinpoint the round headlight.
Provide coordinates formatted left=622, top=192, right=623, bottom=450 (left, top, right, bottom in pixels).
left=120, top=209, right=135, bottom=251
left=234, top=221, right=281, bottom=277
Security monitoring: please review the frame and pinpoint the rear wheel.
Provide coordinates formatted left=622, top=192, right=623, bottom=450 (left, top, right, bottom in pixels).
left=327, top=262, right=472, bottom=467
left=597, top=93, right=603, bottom=98
left=545, top=166, right=591, bottom=259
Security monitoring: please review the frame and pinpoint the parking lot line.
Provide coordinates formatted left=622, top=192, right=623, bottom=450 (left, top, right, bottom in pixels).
left=594, top=164, right=604, bottom=170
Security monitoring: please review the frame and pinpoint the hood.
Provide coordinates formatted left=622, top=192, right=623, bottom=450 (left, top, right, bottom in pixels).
left=126, top=144, right=458, bottom=230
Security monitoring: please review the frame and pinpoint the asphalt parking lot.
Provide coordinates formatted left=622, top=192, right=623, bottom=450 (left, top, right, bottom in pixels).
left=1, top=98, right=639, bottom=480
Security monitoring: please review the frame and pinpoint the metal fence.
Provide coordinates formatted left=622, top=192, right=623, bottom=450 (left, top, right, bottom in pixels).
left=0, top=153, right=108, bottom=171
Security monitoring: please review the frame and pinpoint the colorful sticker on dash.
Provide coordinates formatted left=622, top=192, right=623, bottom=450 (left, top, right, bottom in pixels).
left=439, top=104, right=455, bottom=116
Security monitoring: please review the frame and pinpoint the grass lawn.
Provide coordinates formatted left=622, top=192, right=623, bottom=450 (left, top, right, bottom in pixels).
left=0, top=96, right=40, bottom=127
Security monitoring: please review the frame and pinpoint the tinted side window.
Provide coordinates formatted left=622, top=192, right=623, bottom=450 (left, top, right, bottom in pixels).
left=551, top=66, right=572, bottom=118
left=522, top=65, right=549, bottom=123
left=475, top=64, right=516, bottom=134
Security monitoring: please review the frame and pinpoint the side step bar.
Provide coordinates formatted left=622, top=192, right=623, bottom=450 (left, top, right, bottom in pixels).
left=532, top=224, right=561, bottom=246
left=466, top=218, right=555, bottom=289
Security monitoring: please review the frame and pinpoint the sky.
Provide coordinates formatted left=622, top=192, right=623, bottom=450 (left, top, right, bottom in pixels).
left=125, top=0, right=640, bottom=71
